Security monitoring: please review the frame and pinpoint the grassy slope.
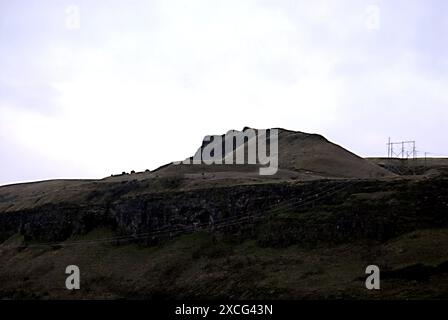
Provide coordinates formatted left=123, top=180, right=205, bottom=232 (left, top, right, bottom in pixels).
left=1, top=226, right=447, bottom=300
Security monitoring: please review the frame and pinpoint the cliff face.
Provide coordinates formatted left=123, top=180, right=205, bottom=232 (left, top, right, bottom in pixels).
left=2, top=176, right=448, bottom=248
left=1, top=181, right=311, bottom=243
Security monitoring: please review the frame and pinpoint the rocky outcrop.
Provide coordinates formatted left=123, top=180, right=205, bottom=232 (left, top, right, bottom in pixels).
left=1, top=176, right=448, bottom=248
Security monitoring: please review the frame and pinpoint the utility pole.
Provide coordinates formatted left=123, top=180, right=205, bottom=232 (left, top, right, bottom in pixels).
left=401, top=142, right=405, bottom=159
left=387, top=137, right=391, bottom=158
left=412, top=141, right=416, bottom=160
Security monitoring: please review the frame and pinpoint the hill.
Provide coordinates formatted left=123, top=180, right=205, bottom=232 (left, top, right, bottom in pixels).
left=0, top=128, right=393, bottom=212
left=1, top=128, right=447, bottom=299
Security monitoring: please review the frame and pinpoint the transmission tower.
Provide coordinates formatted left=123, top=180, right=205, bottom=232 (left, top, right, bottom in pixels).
left=387, top=138, right=416, bottom=159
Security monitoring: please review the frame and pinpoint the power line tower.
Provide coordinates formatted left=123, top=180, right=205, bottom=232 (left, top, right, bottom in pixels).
left=387, top=138, right=416, bottom=159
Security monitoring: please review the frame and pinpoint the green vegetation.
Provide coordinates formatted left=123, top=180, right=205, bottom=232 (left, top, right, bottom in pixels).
left=1, top=224, right=448, bottom=300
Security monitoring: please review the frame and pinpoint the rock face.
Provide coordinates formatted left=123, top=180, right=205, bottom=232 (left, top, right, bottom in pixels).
left=2, top=176, right=448, bottom=248
left=1, top=182, right=310, bottom=243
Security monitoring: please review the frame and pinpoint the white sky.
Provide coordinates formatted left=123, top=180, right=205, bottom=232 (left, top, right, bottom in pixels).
left=1, top=0, right=447, bottom=185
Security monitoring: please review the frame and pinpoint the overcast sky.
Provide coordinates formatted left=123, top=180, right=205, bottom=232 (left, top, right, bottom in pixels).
left=0, top=0, right=447, bottom=185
